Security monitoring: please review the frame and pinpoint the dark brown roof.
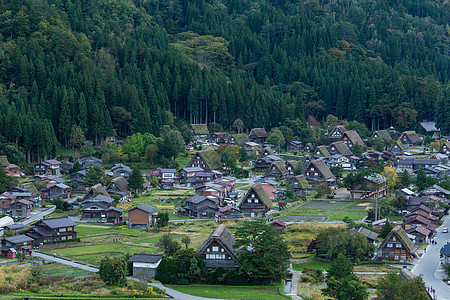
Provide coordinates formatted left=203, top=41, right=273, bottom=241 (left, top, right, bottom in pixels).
left=249, top=128, right=268, bottom=138
left=370, top=130, right=392, bottom=141
left=305, top=159, right=335, bottom=180
left=266, top=161, right=289, bottom=177
left=380, top=226, right=414, bottom=252
left=128, top=254, right=163, bottom=263
left=399, top=131, right=421, bottom=144
left=198, top=224, right=236, bottom=254
left=128, top=204, right=157, bottom=214
left=107, top=176, right=130, bottom=193
left=342, top=130, right=366, bottom=147
left=314, top=146, right=331, bottom=159
left=330, top=142, right=353, bottom=156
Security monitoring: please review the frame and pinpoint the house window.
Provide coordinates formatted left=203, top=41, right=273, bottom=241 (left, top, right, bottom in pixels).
left=255, top=199, right=259, bottom=203
left=395, top=255, right=399, bottom=260
left=387, top=243, right=393, bottom=247
left=212, top=246, right=219, bottom=252
left=393, top=237, right=396, bottom=241
left=221, top=248, right=224, bottom=252
left=396, top=243, right=402, bottom=248
left=207, top=249, right=210, bottom=252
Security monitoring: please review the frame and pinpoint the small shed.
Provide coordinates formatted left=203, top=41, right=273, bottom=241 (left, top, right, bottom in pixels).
left=128, top=254, right=163, bottom=278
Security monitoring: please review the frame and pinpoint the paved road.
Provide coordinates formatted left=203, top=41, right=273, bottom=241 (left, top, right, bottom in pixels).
left=20, top=205, right=55, bottom=225
left=31, top=251, right=224, bottom=300
left=412, top=215, right=450, bottom=300
left=289, top=270, right=302, bottom=300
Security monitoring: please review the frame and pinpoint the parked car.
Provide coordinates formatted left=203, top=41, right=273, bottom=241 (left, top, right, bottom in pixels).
left=442, top=228, right=448, bottom=233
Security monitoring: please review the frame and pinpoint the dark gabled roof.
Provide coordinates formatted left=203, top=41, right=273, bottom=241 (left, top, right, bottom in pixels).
left=305, top=159, right=335, bottom=180
left=391, top=140, right=406, bottom=151
left=266, top=161, right=289, bottom=177
left=4, top=234, right=34, bottom=244
left=47, top=176, right=65, bottom=183
left=410, top=204, right=433, bottom=214
left=419, top=121, right=438, bottom=132
left=157, top=168, right=176, bottom=173
left=370, top=130, right=392, bottom=141
left=198, top=150, right=222, bottom=170
left=186, top=195, right=210, bottom=204
left=239, top=183, right=272, bottom=208
left=198, top=224, right=236, bottom=254
left=111, top=163, right=132, bottom=173
left=294, top=175, right=309, bottom=189
left=403, top=215, right=433, bottom=226
left=342, top=130, right=366, bottom=147
left=351, top=227, right=379, bottom=240
left=79, top=156, right=102, bottom=163
left=106, top=206, right=124, bottom=213
left=406, top=225, right=431, bottom=237
left=381, top=226, right=414, bottom=252
left=128, top=204, right=157, bottom=215
left=41, top=217, right=77, bottom=229
left=128, top=254, right=163, bottom=263
left=82, top=194, right=114, bottom=205
left=314, top=146, right=331, bottom=159
left=107, top=177, right=130, bottom=193
left=330, top=141, right=353, bottom=156
left=4, top=224, right=26, bottom=230
left=399, top=131, right=421, bottom=144
left=249, top=128, right=268, bottom=138
left=420, top=184, right=450, bottom=196
left=191, top=124, right=209, bottom=135
left=179, top=167, right=204, bottom=173
left=43, top=159, right=62, bottom=165
left=232, top=134, right=250, bottom=146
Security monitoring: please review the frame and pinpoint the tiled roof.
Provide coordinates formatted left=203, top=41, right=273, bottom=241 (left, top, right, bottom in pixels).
left=128, top=204, right=157, bottom=215
left=41, top=217, right=77, bottom=229
left=406, top=225, right=431, bottom=237
left=351, top=226, right=379, bottom=240
left=128, top=254, right=163, bottom=263
left=4, top=234, right=34, bottom=244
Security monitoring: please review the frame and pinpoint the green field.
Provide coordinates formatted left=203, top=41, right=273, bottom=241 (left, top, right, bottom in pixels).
left=168, top=284, right=289, bottom=299
left=47, top=222, right=220, bottom=265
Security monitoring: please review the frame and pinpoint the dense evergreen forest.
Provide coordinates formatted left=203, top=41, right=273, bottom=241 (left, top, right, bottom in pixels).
left=0, top=0, right=448, bottom=162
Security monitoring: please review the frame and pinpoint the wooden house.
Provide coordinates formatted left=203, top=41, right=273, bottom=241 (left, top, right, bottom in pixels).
left=83, top=184, right=110, bottom=201
left=339, top=130, right=366, bottom=150
left=379, top=226, right=417, bottom=262
left=1, top=235, right=33, bottom=256
left=186, top=150, right=222, bottom=171
left=228, top=134, right=249, bottom=147
left=405, top=226, right=431, bottom=244
left=60, top=161, right=74, bottom=174
left=191, top=124, right=209, bottom=140
left=237, top=183, right=272, bottom=217
left=248, top=128, right=268, bottom=144
left=288, top=175, right=309, bottom=196
left=111, top=164, right=132, bottom=178
left=26, top=217, right=77, bottom=246
left=328, top=141, right=353, bottom=157
left=402, top=215, right=436, bottom=233
left=265, top=161, right=289, bottom=179
left=70, top=170, right=87, bottom=190
left=350, top=227, right=378, bottom=245
left=271, top=220, right=287, bottom=231
left=389, top=141, right=406, bottom=154
left=79, top=156, right=103, bottom=170
left=81, top=195, right=120, bottom=222
left=327, top=125, right=348, bottom=144
left=214, top=206, right=243, bottom=221
left=285, top=160, right=298, bottom=175
left=398, top=131, right=422, bottom=146
left=210, top=132, right=229, bottom=143
left=420, top=184, right=450, bottom=198
left=197, top=224, right=239, bottom=269
left=369, top=130, right=392, bottom=142
left=184, top=195, right=217, bottom=218
left=253, top=154, right=282, bottom=171
left=178, top=167, right=204, bottom=182
left=304, top=143, right=314, bottom=152
left=303, top=159, right=335, bottom=188
left=10, top=199, right=33, bottom=218
left=313, top=146, right=331, bottom=160
left=0, top=192, right=16, bottom=212
left=4, top=164, right=21, bottom=177
left=41, top=183, right=71, bottom=200
left=127, top=204, right=157, bottom=229
left=106, top=177, right=131, bottom=201
left=439, top=141, right=450, bottom=155
left=347, top=173, right=387, bottom=199
left=286, top=141, right=302, bottom=153
left=34, top=160, right=62, bottom=176
left=128, top=254, right=163, bottom=278
left=4, top=224, right=27, bottom=236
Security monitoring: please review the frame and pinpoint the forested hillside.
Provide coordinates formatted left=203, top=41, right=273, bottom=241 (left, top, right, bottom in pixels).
left=0, top=0, right=449, bottom=162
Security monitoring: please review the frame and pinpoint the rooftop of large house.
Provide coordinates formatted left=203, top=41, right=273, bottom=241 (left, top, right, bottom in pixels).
left=40, top=217, right=77, bottom=229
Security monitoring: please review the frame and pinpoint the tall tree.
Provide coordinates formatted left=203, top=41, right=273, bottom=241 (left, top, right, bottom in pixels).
left=128, top=168, right=144, bottom=194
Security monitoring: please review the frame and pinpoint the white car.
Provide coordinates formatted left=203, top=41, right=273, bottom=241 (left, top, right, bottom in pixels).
left=443, top=228, right=448, bottom=233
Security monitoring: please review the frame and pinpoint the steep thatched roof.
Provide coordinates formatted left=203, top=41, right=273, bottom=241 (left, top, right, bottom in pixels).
left=294, top=175, right=309, bottom=188
left=370, top=130, right=392, bottom=141
left=391, top=140, right=406, bottom=151
left=314, top=146, right=331, bottom=159
left=191, top=124, right=209, bottom=135
left=198, top=224, right=236, bottom=254
left=381, top=226, right=414, bottom=253
left=249, top=128, right=268, bottom=138
left=305, top=159, right=335, bottom=180
left=232, top=134, right=250, bottom=146
left=330, top=142, right=353, bottom=156
left=199, top=150, right=222, bottom=170
left=241, top=183, right=273, bottom=208
left=342, top=130, right=366, bottom=147
left=266, top=161, right=289, bottom=177
left=108, top=176, right=130, bottom=192
left=399, top=131, right=421, bottom=144
left=0, top=156, right=10, bottom=167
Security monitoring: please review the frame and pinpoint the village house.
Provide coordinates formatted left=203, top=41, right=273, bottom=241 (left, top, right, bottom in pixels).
left=0, top=192, right=15, bottom=213
left=285, top=160, right=299, bottom=175
left=228, top=134, right=250, bottom=147
left=419, top=121, right=440, bottom=139
left=288, top=175, right=309, bottom=196
left=60, top=161, right=74, bottom=174
left=258, top=179, right=278, bottom=200
left=184, top=195, right=217, bottom=218
left=313, top=146, right=331, bottom=160
left=441, top=243, right=450, bottom=264
left=339, top=130, right=366, bottom=150
left=79, top=156, right=103, bottom=170
left=214, top=206, right=243, bottom=222
left=34, top=160, right=62, bottom=176
left=244, top=142, right=260, bottom=155
left=127, top=204, right=157, bottom=229
left=379, top=226, right=417, bottom=262
left=197, top=224, right=239, bottom=269
left=389, top=140, right=406, bottom=154
left=253, top=154, right=283, bottom=171
left=369, top=130, right=393, bottom=142
left=303, top=159, right=336, bottom=189
left=210, top=132, right=229, bottom=143
left=111, top=163, right=132, bottom=178
left=70, top=170, right=87, bottom=190
left=106, top=177, right=131, bottom=201
left=398, top=131, right=422, bottom=146
left=1, top=235, right=34, bottom=257
left=178, top=167, right=204, bottom=182
left=405, top=226, right=431, bottom=244
left=328, top=141, right=353, bottom=157
left=26, top=217, right=77, bottom=247
left=304, top=143, right=314, bottom=152
left=350, top=227, right=379, bottom=245
left=127, top=254, right=163, bottom=279
left=237, top=183, right=272, bottom=217
left=439, top=141, right=450, bottom=155
left=82, top=195, right=123, bottom=223
left=402, top=215, right=436, bottom=234
left=83, top=184, right=110, bottom=201
left=4, top=224, right=27, bottom=236
left=327, top=125, right=348, bottom=144
left=286, top=141, right=302, bottom=153
left=191, top=124, right=209, bottom=141
left=271, top=220, right=287, bottom=231
left=186, top=150, right=222, bottom=172
left=41, top=183, right=71, bottom=200
left=264, top=161, right=290, bottom=180
left=10, top=199, right=33, bottom=219
left=420, top=184, right=450, bottom=198
left=327, top=154, right=353, bottom=170
left=4, top=164, right=21, bottom=177
left=248, top=128, right=268, bottom=144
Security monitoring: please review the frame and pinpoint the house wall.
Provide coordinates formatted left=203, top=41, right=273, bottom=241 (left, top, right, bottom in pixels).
left=129, top=209, right=150, bottom=225
left=381, top=233, right=413, bottom=261
left=0, top=199, right=12, bottom=211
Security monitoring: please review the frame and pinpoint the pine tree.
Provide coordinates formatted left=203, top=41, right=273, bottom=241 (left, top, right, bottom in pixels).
left=128, top=168, right=144, bottom=194
left=59, top=88, right=72, bottom=146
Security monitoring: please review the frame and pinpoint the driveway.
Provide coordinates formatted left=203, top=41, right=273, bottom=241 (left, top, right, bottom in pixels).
left=412, top=215, right=450, bottom=300
left=20, top=205, right=55, bottom=225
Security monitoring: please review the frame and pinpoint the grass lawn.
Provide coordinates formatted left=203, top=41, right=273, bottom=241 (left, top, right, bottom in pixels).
left=168, top=284, right=289, bottom=299
left=293, top=260, right=331, bottom=271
